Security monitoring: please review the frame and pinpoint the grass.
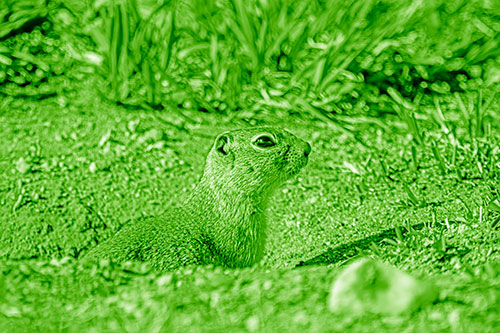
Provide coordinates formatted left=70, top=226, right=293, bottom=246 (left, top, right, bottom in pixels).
left=0, top=88, right=499, bottom=331
left=33, top=0, right=494, bottom=114
left=0, top=0, right=499, bottom=331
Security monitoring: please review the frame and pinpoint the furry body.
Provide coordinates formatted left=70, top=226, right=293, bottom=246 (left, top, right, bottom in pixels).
left=85, top=127, right=310, bottom=270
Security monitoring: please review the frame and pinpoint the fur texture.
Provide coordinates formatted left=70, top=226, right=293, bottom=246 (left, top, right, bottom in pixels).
left=85, top=127, right=310, bottom=270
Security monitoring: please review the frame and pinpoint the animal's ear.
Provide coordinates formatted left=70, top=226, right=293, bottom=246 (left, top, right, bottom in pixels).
left=215, top=133, right=231, bottom=156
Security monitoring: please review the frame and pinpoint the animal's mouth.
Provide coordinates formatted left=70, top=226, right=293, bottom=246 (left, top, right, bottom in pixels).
left=279, top=143, right=309, bottom=178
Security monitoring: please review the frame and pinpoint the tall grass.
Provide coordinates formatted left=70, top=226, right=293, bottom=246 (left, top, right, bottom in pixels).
left=87, top=0, right=176, bottom=107
left=297, top=0, right=421, bottom=94
left=80, top=0, right=500, bottom=115
left=132, top=1, right=176, bottom=106
left=226, top=0, right=311, bottom=76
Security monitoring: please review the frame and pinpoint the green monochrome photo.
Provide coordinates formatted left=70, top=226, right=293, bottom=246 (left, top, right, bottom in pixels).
left=0, top=0, right=499, bottom=331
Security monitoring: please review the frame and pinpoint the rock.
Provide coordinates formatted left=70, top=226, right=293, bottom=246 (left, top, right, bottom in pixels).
left=328, top=257, right=438, bottom=316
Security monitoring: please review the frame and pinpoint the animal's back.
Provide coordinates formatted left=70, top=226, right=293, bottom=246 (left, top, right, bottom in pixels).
left=86, top=208, right=211, bottom=270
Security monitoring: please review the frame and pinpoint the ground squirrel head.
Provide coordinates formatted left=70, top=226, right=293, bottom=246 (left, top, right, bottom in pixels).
left=201, top=127, right=311, bottom=197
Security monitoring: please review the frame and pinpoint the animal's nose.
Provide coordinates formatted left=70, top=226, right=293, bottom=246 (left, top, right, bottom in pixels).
left=304, top=142, right=311, bottom=157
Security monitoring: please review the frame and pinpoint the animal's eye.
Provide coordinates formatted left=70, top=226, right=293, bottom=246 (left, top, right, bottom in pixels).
left=253, top=135, right=276, bottom=148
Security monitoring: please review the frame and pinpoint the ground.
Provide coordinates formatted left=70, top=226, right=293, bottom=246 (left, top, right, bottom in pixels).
left=0, top=89, right=498, bottom=332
